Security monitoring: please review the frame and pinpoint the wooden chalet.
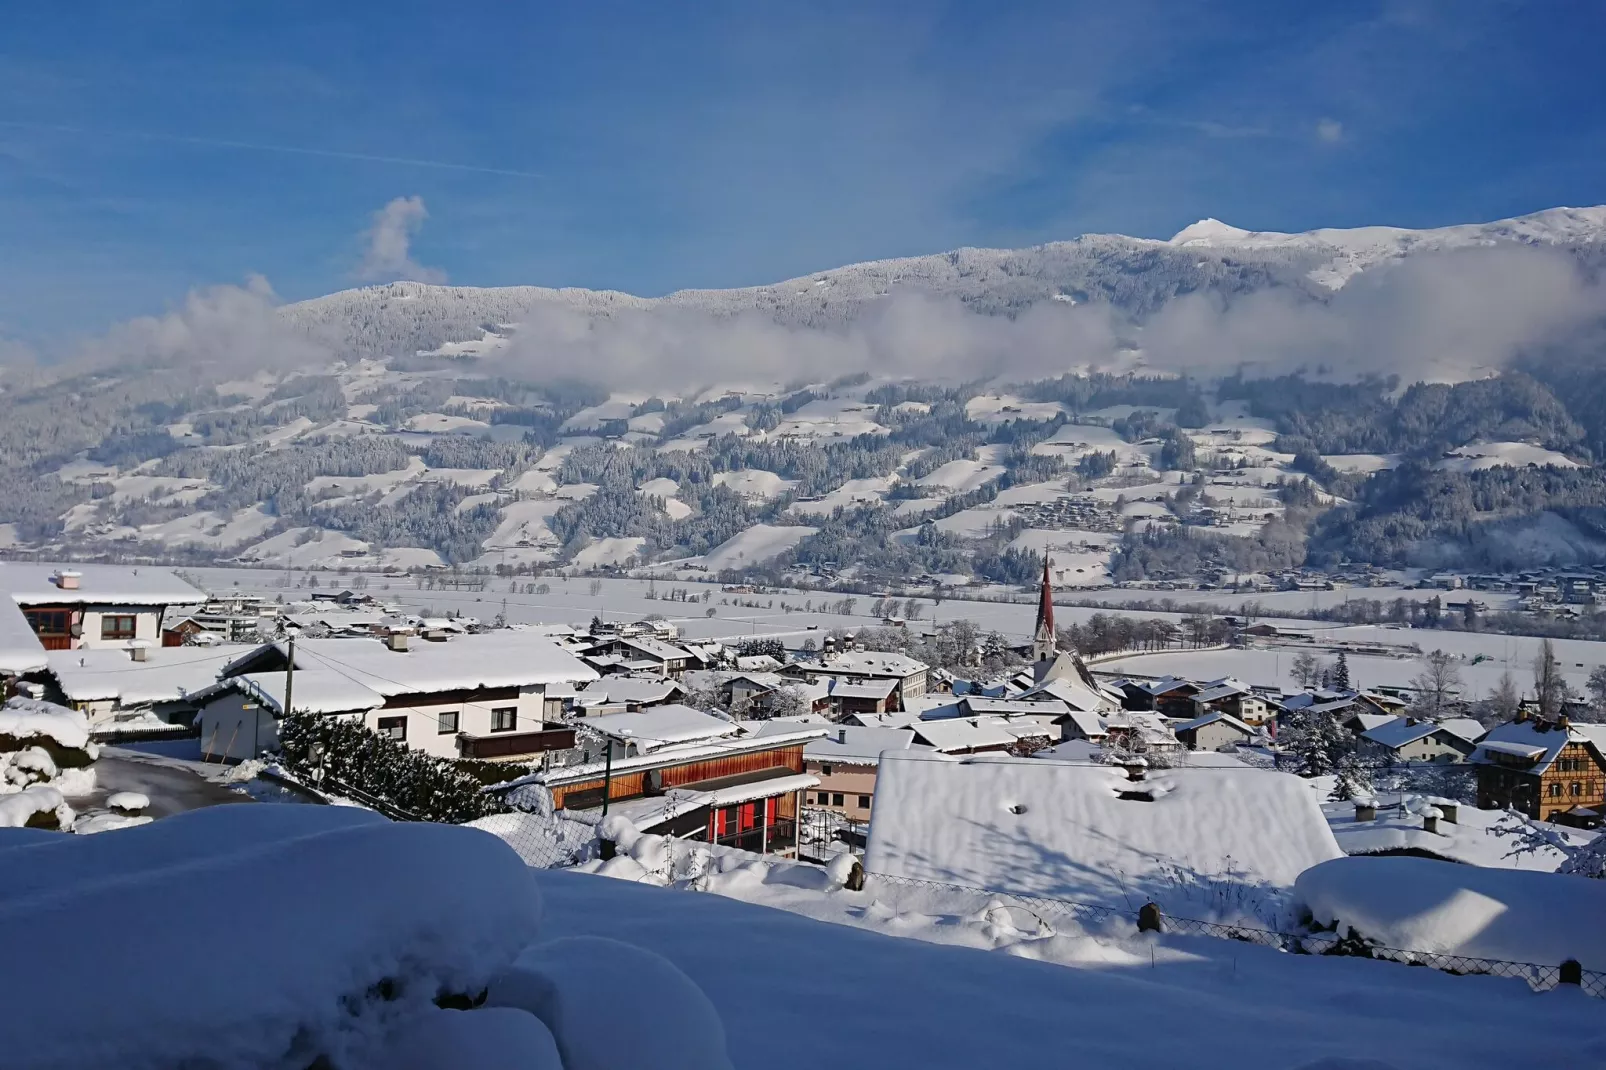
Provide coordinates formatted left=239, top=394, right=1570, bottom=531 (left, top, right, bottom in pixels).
left=1472, top=715, right=1606, bottom=824
left=528, top=722, right=826, bottom=856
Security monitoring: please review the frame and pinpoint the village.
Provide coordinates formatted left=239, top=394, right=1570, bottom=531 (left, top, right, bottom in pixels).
left=2, top=555, right=1603, bottom=999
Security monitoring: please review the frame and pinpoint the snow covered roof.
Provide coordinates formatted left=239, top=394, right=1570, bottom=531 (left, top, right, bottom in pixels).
left=0, top=603, right=46, bottom=675
left=960, top=697, right=1068, bottom=718
left=1018, top=674, right=1110, bottom=713
left=913, top=715, right=1059, bottom=753
left=753, top=723, right=916, bottom=766
left=282, top=633, right=600, bottom=697
left=0, top=563, right=204, bottom=607
left=867, top=754, right=1343, bottom=909
left=800, top=650, right=928, bottom=678
left=575, top=677, right=684, bottom=706
left=829, top=679, right=898, bottom=701
left=1174, top=710, right=1253, bottom=736
left=1360, top=717, right=1471, bottom=751
left=232, top=670, right=386, bottom=715
left=1192, top=682, right=1252, bottom=704
left=1321, top=796, right=1590, bottom=870
left=734, top=654, right=782, bottom=672
left=1346, top=712, right=1395, bottom=733
left=527, top=724, right=829, bottom=787
left=1470, top=718, right=1602, bottom=773
left=1438, top=718, right=1488, bottom=744
left=615, top=635, right=696, bottom=662
left=47, top=645, right=248, bottom=706
left=581, top=705, right=738, bottom=751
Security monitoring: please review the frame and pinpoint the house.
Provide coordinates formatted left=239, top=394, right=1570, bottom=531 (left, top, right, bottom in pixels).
left=1103, top=711, right=1183, bottom=752
left=781, top=649, right=929, bottom=708
left=0, top=564, right=203, bottom=655
left=1471, top=716, right=1606, bottom=821
left=1120, top=676, right=1203, bottom=717
left=583, top=634, right=703, bottom=677
left=571, top=677, right=685, bottom=714
left=1189, top=679, right=1272, bottom=726
left=1173, top=710, right=1255, bottom=751
left=506, top=719, right=827, bottom=857
left=41, top=644, right=246, bottom=735
left=1360, top=717, right=1480, bottom=764
left=190, top=630, right=600, bottom=763
left=754, top=722, right=916, bottom=823
left=1342, top=711, right=1396, bottom=738
left=827, top=678, right=898, bottom=718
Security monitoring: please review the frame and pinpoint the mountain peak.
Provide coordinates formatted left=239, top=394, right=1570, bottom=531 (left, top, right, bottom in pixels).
left=1168, top=218, right=1255, bottom=245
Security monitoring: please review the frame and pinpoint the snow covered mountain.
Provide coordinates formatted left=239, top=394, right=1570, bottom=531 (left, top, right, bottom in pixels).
left=281, top=205, right=1606, bottom=358
left=1168, top=205, right=1606, bottom=289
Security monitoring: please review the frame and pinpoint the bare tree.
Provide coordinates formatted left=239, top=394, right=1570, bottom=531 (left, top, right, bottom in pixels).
left=1533, top=638, right=1570, bottom=717
left=1289, top=652, right=1320, bottom=690
left=1409, top=650, right=1461, bottom=718
left=1476, top=671, right=1522, bottom=727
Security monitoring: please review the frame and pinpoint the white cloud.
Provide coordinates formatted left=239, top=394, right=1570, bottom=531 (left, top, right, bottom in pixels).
left=1316, top=118, right=1344, bottom=143
left=356, top=196, right=446, bottom=283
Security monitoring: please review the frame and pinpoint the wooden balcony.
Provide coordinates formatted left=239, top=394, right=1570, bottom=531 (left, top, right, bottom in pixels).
left=457, top=726, right=575, bottom=761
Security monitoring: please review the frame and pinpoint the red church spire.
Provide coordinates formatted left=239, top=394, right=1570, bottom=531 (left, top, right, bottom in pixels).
left=1033, top=556, right=1055, bottom=661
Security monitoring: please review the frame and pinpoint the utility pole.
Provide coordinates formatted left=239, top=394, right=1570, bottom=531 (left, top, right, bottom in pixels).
left=283, top=635, right=296, bottom=722
left=601, top=740, right=613, bottom=817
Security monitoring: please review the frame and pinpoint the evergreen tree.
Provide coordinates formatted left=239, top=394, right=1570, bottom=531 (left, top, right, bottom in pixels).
left=1281, top=706, right=1351, bottom=778
left=1331, top=652, right=1351, bottom=692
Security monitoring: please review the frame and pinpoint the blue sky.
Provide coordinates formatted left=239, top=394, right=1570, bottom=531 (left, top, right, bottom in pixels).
left=1, top=0, right=1602, bottom=341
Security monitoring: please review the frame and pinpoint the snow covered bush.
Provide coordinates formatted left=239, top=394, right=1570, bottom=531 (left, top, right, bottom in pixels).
left=0, top=698, right=97, bottom=770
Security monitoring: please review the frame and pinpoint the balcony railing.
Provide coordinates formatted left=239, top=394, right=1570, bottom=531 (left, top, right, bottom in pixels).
left=457, top=726, right=576, bottom=761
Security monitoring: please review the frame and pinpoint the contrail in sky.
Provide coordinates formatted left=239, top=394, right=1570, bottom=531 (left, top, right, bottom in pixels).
left=0, top=118, right=542, bottom=178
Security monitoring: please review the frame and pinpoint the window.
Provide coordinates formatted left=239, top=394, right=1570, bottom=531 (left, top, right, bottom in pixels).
left=821, top=764, right=833, bottom=777
left=832, top=793, right=844, bottom=807
left=815, top=791, right=830, bottom=805
left=491, top=707, right=517, bottom=732
left=101, top=615, right=137, bottom=640
left=1549, top=783, right=1562, bottom=797
left=377, top=716, right=407, bottom=741
left=1572, top=782, right=1583, bottom=796
left=437, top=711, right=459, bottom=735
left=24, top=609, right=70, bottom=636
left=858, top=795, right=871, bottom=809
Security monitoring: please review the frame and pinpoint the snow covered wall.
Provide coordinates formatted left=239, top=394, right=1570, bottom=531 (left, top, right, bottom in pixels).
left=864, top=754, right=1342, bottom=919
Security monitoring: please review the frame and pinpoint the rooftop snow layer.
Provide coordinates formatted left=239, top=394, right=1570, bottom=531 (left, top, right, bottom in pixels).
left=285, top=633, right=600, bottom=697
left=47, top=645, right=247, bottom=706
left=583, top=705, right=739, bottom=750
left=0, top=563, right=204, bottom=607
left=866, top=753, right=1342, bottom=913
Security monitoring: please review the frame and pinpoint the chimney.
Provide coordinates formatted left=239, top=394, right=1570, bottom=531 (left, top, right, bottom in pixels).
left=129, top=645, right=148, bottom=663
left=837, top=728, right=847, bottom=745
left=1122, top=758, right=1148, bottom=782
left=1354, top=800, right=1377, bottom=822
left=1438, top=802, right=1458, bottom=824
left=54, top=570, right=81, bottom=591
left=1423, top=808, right=1441, bottom=835
left=387, top=632, right=410, bottom=652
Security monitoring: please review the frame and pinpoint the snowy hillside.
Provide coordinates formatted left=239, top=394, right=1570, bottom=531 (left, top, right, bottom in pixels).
left=1169, top=205, right=1606, bottom=288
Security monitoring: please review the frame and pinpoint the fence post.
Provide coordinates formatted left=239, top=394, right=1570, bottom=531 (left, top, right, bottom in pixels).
left=1137, top=902, right=1163, bottom=934
left=1560, top=959, right=1582, bottom=987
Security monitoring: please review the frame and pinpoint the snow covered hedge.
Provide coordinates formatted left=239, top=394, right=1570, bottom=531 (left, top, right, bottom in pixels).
left=0, top=804, right=734, bottom=1070
left=277, top=708, right=523, bottom=824
left=1295, top=855, right=1606, bottom=970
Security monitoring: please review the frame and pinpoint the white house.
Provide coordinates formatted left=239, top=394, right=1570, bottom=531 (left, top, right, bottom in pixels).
left=781, top=650, right=930, bottom=706
left=0, top=564, right=203, bottom=657
left=1174, top=709, right=1255, bottom=751
left=192, top=630, right=599, bottom=763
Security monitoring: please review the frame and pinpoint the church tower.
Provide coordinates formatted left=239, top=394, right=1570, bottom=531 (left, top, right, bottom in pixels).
left=1033, top=556, right=1055, bottom=663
